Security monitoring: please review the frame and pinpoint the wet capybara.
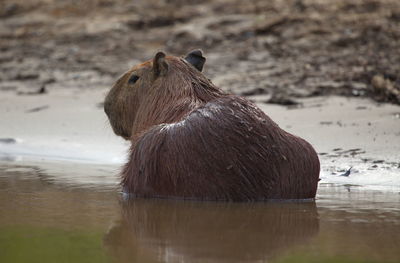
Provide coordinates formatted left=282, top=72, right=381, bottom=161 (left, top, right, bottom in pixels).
left=104, top=50, right=320, bottom=201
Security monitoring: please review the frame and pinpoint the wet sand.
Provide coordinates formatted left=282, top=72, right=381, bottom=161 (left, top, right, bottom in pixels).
left=1, top=87, right=399, bottom=190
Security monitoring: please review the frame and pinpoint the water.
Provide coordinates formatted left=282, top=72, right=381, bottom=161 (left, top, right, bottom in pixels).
left=0, top=161, right=399, bottom=263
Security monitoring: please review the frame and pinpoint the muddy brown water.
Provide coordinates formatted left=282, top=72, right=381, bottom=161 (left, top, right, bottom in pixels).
left=0, top=161, right=399, bottom=263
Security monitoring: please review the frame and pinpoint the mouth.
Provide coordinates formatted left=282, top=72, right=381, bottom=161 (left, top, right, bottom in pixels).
left=121, top=135, right=130, bottom=140
left=119, top=129, right=131, bottom=140
left=108, top=119, right=131, bottom=140
left=104, top=101, right=131, bottom=140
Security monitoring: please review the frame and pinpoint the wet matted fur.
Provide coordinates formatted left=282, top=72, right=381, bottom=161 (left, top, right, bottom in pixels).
left=104, top=50, right=320, bottom=201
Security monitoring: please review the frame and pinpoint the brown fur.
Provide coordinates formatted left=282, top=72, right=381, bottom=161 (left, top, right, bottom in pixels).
left=104, top=51, right=320, bottom=201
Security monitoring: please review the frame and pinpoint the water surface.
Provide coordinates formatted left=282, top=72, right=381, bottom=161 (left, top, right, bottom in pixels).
left=0, top=161, right=399, bottom=263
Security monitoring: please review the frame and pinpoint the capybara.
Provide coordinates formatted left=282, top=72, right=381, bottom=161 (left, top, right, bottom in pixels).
left=104, top=50, right=320, bottom=201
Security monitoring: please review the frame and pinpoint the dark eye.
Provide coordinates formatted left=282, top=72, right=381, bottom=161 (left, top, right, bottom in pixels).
left=128, top=75, right=139, bottom=85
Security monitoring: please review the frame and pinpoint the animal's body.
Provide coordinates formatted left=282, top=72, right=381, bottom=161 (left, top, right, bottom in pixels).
left=104, top=50, right=320, bottom=201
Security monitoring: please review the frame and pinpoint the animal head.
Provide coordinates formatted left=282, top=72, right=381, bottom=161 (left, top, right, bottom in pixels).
left=104, top=50, right=221, bottom=140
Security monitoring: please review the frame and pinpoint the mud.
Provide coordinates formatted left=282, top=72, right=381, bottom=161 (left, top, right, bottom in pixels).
left=1, top=0, right=399, bottom=104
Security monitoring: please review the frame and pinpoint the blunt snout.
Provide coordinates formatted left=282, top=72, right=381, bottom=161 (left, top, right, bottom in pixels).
left=104, top=94, right=113, bottom=118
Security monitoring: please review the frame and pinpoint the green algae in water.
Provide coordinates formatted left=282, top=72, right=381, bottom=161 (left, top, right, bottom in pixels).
left=275, top=252, right=392, bottom=263
left=0, top=226, right=111, bottom=263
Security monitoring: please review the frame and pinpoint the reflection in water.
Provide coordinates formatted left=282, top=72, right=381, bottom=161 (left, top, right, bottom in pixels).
left=1, top=162, right=400, bottom=263
left=104, top=199, right=319, bottom=263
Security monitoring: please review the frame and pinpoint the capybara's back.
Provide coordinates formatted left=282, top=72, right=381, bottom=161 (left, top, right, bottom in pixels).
left=104, top=50, right=320, bottom=201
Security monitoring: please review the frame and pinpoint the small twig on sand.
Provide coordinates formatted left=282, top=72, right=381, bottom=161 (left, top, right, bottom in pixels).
left=340, top=167, right=353, bottom=177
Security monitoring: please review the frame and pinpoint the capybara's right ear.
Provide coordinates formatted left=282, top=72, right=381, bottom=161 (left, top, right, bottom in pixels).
left=153, top=51, right=169, bottom=77
left=185, top=49, right=206, bottom=72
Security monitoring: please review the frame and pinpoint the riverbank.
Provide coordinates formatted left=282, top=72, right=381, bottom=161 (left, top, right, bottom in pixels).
left=1, top=87, right=399, bottom=191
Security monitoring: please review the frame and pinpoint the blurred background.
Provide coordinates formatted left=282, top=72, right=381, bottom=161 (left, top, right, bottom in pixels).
left=1, top=0, right=399, bottom=104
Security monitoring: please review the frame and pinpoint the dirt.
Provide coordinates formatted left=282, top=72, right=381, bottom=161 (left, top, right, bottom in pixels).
left=0, top=0, right=400, bottom=105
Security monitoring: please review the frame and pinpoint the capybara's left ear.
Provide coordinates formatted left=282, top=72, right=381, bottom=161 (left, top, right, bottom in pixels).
left=153, top=51, right=169, bottom=77
left=184, top=49, right=206, bottom=72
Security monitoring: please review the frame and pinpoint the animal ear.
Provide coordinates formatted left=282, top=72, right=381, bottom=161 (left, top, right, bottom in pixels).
left=153, top=51, right=169, bottom=77
left=184, top=49, right=206, bottom=72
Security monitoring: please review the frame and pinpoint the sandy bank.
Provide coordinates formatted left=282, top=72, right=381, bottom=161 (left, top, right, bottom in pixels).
left=0, top=88, right=399, bottom=191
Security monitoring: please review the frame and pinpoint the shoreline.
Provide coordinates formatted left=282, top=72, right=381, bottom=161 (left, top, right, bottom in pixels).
left=1, top=87, right=399, bottom=192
